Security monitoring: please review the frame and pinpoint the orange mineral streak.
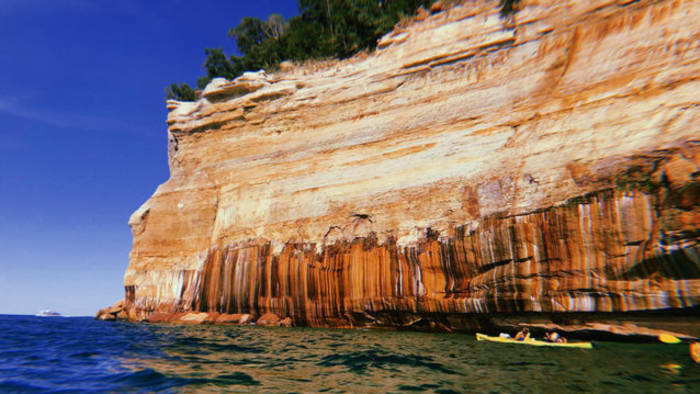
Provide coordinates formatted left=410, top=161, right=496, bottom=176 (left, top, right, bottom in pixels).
left=168, top=189, right=697, bottom=329
left=119, top=0, right=700, bottom=328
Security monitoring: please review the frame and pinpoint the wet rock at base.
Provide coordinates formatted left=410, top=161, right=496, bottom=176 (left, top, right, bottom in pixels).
left=203, top=312, right=220, bottom=323
left=178, top=312, right=210, bottom=324
left=94, top=299, right=126, bottom=321
left=256, top=313, right=281, bottom=326
left=280, top=317, right=293, bottom=328
left=147, top=312, right=178, bottom=323
left=215, top=313, right=252, bottom=324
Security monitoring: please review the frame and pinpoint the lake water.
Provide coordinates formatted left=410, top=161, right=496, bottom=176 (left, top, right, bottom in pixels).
left=0, top=315, right=698, bottom=392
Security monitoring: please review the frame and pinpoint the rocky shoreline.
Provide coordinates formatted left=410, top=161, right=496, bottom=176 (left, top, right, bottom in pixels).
left=96, top=300, right=699, bottom=342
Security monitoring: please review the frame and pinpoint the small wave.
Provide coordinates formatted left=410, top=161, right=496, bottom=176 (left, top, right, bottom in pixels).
left=317, top=349, right=456, bottom=374
left=397, top=383, right=441, bottom=391
left=0, top=380, right=49, bottom=392
left=213, top=372, right=260, bottom=386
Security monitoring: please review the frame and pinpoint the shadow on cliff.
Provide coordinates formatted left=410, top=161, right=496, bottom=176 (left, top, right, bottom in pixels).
left=606, top=248, right=700, bottom=281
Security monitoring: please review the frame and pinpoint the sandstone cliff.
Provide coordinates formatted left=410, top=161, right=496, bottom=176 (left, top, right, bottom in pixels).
left=112, top=0, right=699, bottom=335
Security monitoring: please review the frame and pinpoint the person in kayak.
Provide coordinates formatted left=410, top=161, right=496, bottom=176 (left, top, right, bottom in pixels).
left=515, top=328, right=530, bottom=341
left=544, top=331, right=567, bottom=343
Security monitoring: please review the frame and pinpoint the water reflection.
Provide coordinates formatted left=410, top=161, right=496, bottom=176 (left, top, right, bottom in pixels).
left=113, top=323, right=700, bottom=393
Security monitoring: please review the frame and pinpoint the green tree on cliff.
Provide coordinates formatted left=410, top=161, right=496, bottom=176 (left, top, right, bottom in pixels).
left=165, top=83, right=196, bottom=101
left=168, top=0, right=522, bottom=101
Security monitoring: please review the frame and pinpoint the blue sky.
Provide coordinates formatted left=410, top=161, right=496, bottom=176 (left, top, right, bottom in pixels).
left=0, top=0, right=298, bottom=316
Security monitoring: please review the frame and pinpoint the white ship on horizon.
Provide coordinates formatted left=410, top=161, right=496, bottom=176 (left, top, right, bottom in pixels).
left=36, top=310, right=62, bottom=317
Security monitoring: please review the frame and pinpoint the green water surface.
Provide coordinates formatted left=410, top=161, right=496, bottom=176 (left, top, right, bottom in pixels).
left=122, top=324, right=700, bottom=393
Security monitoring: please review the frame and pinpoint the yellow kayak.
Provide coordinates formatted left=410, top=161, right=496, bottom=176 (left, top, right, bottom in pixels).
left=658, top=334, right=681, bottom=344
left=476, top=333, right=594, bottom=349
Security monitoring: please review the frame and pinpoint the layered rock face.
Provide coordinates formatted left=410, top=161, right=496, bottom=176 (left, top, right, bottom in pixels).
left=120, top=0, right=699, bottom=332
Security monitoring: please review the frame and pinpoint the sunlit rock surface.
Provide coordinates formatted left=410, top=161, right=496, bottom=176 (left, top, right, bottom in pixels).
left=118, top=0, right=699, bottom=334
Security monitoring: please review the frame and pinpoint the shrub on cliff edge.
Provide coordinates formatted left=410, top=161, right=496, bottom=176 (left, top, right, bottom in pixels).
left=168, top=0, right=522, bottom=101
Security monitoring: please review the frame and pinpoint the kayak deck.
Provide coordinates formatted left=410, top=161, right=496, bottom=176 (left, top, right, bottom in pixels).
left=476, top=333, right=593, bottom=349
